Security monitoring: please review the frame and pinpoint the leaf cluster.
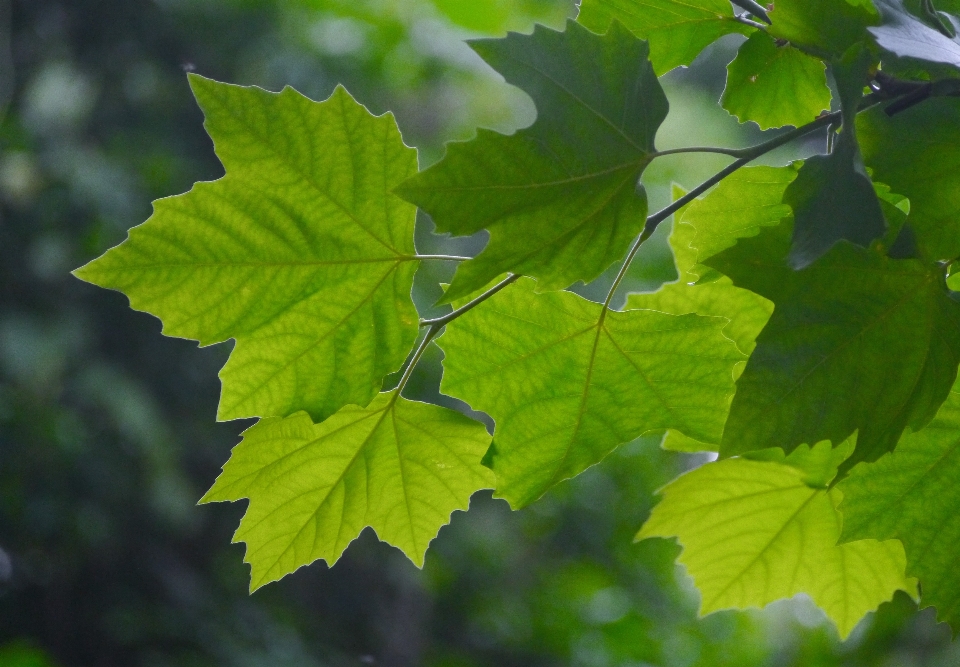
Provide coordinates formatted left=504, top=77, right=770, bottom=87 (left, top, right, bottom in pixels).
left=74, top=0, right=960, bottom=640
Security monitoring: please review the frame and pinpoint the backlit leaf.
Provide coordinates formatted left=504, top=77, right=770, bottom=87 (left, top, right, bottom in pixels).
left=638, top=452, right=915, bottom=638
left=201, top=393, right=494, bottom=590
left=576, top=0, right=750, bottom=74
left=768, top=0, right=878, bottom=57
left=438, top=278, right=743, bottom=507
left=722, top=32, right=832, bottom=130
left=74, top=77, right=420, bottom=422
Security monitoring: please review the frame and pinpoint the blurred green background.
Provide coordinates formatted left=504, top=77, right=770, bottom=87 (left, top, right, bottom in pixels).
left=1, top=0, right=958, bottom=665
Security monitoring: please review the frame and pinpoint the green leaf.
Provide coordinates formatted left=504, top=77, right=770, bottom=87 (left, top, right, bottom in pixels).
left=870, top=0, right=960, bottom=70
left=201, top=393, right=494, bottom=590
left=839, top=383, right=960, bottom=626
left=73, top=77, right=420, bottom=422
left=787, top=46, right=886, bottom=269
left=672, top=165, right=799, bottom=278
left=638, top=454, right=915, bottom=638
left=641, top=169, right=788, bottom=453
left=721, top=32, right=832, bottom=130
left=768, top=0, right=879, bottom=57
left=859, top=98, right=960, bottom=262
left=576, top=0, right=750, bottom=75
left=707, top=219, right=960, bottom=469
left=438, top=277, right=743, bottom=507
left=397, top=20, right=668, bottom=304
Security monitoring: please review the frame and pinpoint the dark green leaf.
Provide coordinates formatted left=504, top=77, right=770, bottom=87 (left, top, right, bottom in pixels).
left=859, top=98, right=960, bottom=261
left=707, top=220, right=960, bottom=469
left=787, top=47, right=886, bottom=268
left=839, top=382, right=960, bottom=627
left=398, top=20, right=668, bottom=304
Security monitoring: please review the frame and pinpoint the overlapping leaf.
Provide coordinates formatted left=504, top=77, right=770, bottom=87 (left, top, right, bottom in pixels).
left=74, top=77, right=420, bottom=422
left=787, top=47, right=886, bottom=269
left=201, top=393, right=494, bottom=590
left=638, top=446, right=915, bottom=638
left=708, top=219, right=960, bottom=469
left=397, top=20, right=668, bottom=304
left=859, top=98, right=960, bottom=261
left=722, top=32, right=832, bottom=130
left=768, top=0, right=878, bottom=57
left=438, top=278, right=743, bottom=508
left=839, top=383, right=960, bottom=627
left=576, top=0, right=750, bottom=74
left=870, top=0, right=960, bottom=70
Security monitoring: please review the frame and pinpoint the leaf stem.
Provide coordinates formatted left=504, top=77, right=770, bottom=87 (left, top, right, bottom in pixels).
left=395, top=273, right=521, bottom=396
left=413, top=254, right=473, bottom=261
left=420, top=273, right=520, bottom=329
left=603, top=111, right=842, bottom=310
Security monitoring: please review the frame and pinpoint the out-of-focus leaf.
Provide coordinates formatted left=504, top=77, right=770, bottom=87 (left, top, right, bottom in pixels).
left=768, top=0, right=878, bottom=57
left=576, top=0, right=750, bottom=74
left=870, top=0, right=960, bottom=70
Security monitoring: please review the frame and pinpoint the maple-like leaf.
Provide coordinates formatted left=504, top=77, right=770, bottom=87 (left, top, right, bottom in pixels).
left=859, top=98, right=960, bottom=262
left=201, top=393, right=494, bottom=590
left=839, top=382, right=960, bottom=628
left=438, top=278, right=742, bottom=508
left=638, top=444, right=916, bottom=639
left=707, top=218, right=960, bottom=469
left=74, top=77, right=420, bottom=422
left=397, top=20, right=668, bottom=304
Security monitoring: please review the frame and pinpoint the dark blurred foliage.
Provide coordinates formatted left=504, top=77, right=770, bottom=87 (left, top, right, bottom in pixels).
left=1, top=1, right=959, bottom=666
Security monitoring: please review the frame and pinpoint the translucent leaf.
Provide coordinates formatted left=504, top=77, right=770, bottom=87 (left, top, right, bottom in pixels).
left=74, top=77, right=420, bottom=422
left=201, top=393, right=494, bottom=590
left=438, top=278, right=743, bottom=507
left=638, top=454, right=916, bottom=638
left=707, top=219, right=960, bottom=470
left=768, top=0, right=879, bottom=57
left=839, top=383, right=960, bottom=628
left=859, top=98, right=960, bottom=262
left=722, top=32, right=832, bottom=130
left=397, top=20, right=668, bottom=303
left=576, top=0, right=750, bottom=74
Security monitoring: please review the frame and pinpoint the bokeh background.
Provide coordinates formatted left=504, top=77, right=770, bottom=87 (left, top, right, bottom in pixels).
left=1, top=0, right=958, bottom=665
